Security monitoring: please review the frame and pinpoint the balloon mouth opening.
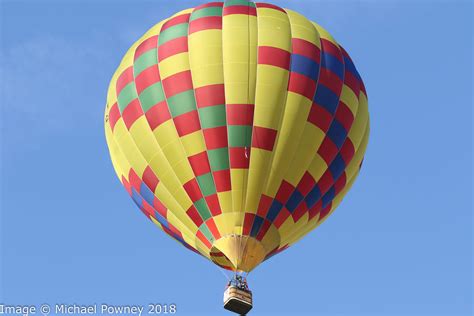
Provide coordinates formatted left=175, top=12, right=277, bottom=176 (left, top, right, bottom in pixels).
left=209, top=235, right=267, bottom=273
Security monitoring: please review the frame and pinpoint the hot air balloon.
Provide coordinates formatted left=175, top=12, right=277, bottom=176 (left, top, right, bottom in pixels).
left=104, top=0, right=369, bottom=314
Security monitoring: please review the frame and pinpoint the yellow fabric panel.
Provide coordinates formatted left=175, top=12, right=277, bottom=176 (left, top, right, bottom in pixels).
left=230, top=169, right=248, bottom=213
left=188, top=30, right=224, bottom=87
left=312, top=22, right=338, bottom=45
left=154, top=166, right=191, bottom=208
left=147, top=162, right=178, bottom=193
left=161, top=140, right=194, bottom=184
left=147, top=152, right=171, bottom=180
left=213, top=213, right=239, bottom=237
left=284, top=9, right=321, bottom=49
left=252, top=66, right=289, bottom=128
left=337, top=125, right=369, bottom=193
left=152, top=120, right=179, bottom=147
left=188, top=65, right=225, bottom=88
left=255, top=7, right=291, bottom=50
left=340, top=85, right=359, bottom=116
left=232, top=213, right=245, bottom=235
left=244, top=149, right=272, bottom=212
left=347, top=89, right=369, bottom=150
left=129, top=117, right=161, bottom=163
left=161, top=140, right=187, bottom=165
left=217, top=191, right=233, bottom=213
left=174, top=159, right=195, bottom=185
left=111, top=119, right=128, bottom=141
left=259, top=222, right=281, bottom=253
left=222, top=14, right=257, bottom=104
left=180, top=131, right=207, bottom=156
left=345, top=122, right=370, bottom=178
left=282, top=123, right=326, bottom=188
left=105, top=112, right=126, bottom=181
left=114, top=129, right=147, bottom=177
left=307, top=155, right=328, bottom=182
left=212, top=213, right=245, bottom=236
left=158, top=53, right=189, bottom=80
left=264, top=92, right=311, bottom=194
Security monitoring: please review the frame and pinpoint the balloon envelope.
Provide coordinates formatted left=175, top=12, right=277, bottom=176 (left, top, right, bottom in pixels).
left=105, top=0, right=369, bottom=272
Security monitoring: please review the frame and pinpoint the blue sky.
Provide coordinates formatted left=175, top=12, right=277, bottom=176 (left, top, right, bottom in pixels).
left=0, top=1, right=472, bottom=315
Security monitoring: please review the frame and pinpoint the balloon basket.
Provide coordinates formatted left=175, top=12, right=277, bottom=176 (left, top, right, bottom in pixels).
left=223, top=285, right=253, bottom=315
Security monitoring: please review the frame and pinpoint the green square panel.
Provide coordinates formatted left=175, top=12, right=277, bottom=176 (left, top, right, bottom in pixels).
left=138, top=82, right=165, bottom=112
left=159, top=24, right=189, bottom=45
left=117, top=82, right=138, bottom=112
left=225, top=0, right=255, bottom=7
left=190, top=7, right=223, bottom=21
left=197, top=173, right=216, bottom=196
left=167, top=90, right=196, bottom=117
left=133, top=49, right=158, bottom=77
left=199, top=104, right=226, bottom=129
left=199, top=224, right=215, bottom=242
left=208, top=148, right=230, bottom=171
left=194, top=198, right=212, bottom=221
left=228, top=125, right=252, bottom=147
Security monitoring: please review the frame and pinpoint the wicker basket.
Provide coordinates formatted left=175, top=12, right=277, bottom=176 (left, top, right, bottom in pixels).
left=223, top=286, right=253, bottom=314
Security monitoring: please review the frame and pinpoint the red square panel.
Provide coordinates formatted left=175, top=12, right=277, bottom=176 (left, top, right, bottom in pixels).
left=188, top=152, right=211, bottom=176
left=229, top=147, right=250, bottom=169
left=252, top=126, right=277, bottom=151
left=122, top=99, right=144, bottom=130
left=317, top=138, right=339, bottom=165
left=203, top=126, right=228, bottom=149
left=213, top=170, right=231, bottom=192
left=186, top=205, right=203, bottom=227
left=142, top=166, right=159, bottom=193
left=146, top=101, right=171, bottom=130
left=183, top=179, right=203, bottom=202
left=174, top=110, right=201, bottom=137
left=205, top=194, right=222, bottom=216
